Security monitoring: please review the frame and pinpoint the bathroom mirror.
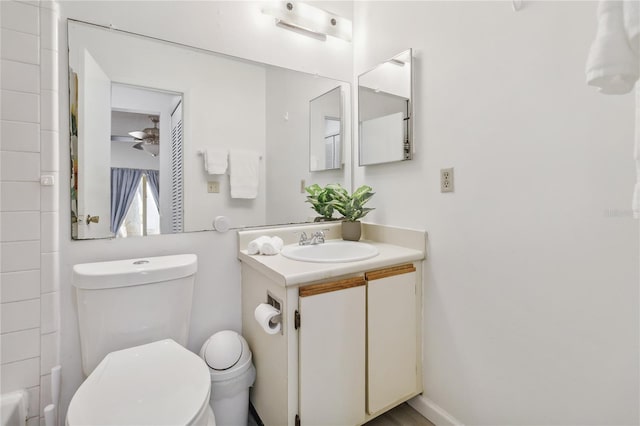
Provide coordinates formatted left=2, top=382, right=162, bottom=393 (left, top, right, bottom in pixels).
left=309, top=86, right=343, bottom=171
left=358, top=49, right=412, bottom=166
left=68, top=20, right=351, bottom=240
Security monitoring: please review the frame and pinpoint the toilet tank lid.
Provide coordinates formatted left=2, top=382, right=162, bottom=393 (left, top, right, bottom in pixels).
left=72, top=254, right=198, bottom=289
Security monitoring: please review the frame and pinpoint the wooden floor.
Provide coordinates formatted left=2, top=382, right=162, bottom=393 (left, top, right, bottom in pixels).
left=364, top=403, right=435, bottom=426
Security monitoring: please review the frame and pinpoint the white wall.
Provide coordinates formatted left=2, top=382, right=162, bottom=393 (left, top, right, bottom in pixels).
left=0, top=2, right=61, bottom=425
left=57, top=1, right=353, bottom=422
left=353, top=1, right=639, bottom=425
left=265, top=67, right=352, bottom=224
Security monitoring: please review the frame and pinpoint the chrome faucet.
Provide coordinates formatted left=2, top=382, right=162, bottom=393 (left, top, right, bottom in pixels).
left=298, top=230, right=327, bottom=246
left=298, top=231, right=309, bottom=245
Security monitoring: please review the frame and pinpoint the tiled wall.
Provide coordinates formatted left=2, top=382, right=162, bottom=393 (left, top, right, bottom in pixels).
left=1, top=1, right=60, bottom=425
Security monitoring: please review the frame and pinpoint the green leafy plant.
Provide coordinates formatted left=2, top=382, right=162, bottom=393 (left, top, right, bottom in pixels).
left=332, top=184, right=375, bottom=222
left=305, top=183, right=375, bottom=222
left=304, top=183, right=339, bottom=219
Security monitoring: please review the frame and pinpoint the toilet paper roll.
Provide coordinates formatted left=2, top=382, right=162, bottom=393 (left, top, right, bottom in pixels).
left=254, top=303, right=281, bottom=335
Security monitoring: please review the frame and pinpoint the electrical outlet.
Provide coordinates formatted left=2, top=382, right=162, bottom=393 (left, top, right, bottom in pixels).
left=207, top=181, right=220, bottom=193
left=440, top=168, right=454, bottom=193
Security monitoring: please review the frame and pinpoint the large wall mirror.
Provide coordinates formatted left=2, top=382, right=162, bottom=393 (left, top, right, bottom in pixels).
left=358, top=49, right=412, bottom=166
left=68, top=20, right=351, bottom=240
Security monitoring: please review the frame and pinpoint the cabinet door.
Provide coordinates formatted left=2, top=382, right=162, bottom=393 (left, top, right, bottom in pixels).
left=366, top=264, right=418, bottom=415
left=299, top=277, right=366, bottom=426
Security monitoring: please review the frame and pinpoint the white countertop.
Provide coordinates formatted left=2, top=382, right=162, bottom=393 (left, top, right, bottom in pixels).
left=238, top=239, right=425, bottom=287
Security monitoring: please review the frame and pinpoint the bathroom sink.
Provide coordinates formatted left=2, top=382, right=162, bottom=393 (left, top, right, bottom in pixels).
left=280, top=240, right=379, bottom=263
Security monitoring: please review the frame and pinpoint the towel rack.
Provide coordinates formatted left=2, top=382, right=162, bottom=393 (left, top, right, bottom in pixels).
left=196, top=150, right=262, bottom=159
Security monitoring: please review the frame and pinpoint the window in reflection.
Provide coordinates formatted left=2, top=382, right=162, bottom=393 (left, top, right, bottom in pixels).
left=118, top=174, right=160, bottom=238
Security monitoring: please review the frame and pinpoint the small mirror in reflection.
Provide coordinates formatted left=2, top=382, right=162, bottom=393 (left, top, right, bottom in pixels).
left=309, top=86, right=343, bottom=172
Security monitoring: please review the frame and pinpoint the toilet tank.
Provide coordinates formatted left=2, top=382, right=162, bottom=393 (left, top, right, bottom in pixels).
left=72, top=254, right=197, bottom=376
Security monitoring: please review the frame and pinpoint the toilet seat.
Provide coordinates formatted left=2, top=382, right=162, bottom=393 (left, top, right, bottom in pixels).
left=67, top=339, right=214, bottom=426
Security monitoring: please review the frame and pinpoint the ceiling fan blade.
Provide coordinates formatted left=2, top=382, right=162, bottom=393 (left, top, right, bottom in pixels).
left=132, top=142, right=144, bottom=151
left=111, top=135, right=136, bottom=142
left=128, top=131, right=147, bottom=140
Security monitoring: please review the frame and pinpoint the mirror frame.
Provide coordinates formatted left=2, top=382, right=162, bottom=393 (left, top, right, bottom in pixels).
left=357, top=48, right=413, bottom=166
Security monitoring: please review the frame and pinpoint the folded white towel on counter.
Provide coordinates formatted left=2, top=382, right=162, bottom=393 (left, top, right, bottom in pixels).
left=261, top=236, right=284, bottom=256
left=204, top=149, right=228, bottom=175
left=586, top=0, right=639, bottom=94
left=247, top=236, right=272, bottom=255
left=229, top=150, right=260, bottom=199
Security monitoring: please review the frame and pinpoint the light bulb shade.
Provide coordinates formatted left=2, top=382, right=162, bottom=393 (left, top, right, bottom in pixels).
left=262, top=2, right=352, bottom=42
left=141, top=142, right=160, bottom=157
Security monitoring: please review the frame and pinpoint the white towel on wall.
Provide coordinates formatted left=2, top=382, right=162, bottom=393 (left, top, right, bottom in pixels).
left=624, top=0, right=640, bottom=54
left=586, top=0, right=639, bottom=94
left=204, top=149, right=228, bottom=175
left=229, top=150, right=260, bottom=199
left=634, top=86, right=640, bottom=219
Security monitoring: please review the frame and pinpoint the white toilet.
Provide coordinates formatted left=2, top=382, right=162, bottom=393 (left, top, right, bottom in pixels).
left=66, top=254, right=216, bottom=426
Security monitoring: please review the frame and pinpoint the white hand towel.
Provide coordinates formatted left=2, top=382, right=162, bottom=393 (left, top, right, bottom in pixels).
left=260, top=236, right=284, bottom=256
left=247, top=236, right=271, bottom=255
left=624, top=0, right=640, bottom=54
left=204, top=149, right=228, bottom=175
left=229, top=150, right=260, bottom=199
left=634, top=86, right=640, bottom=219
left=633, top=182, right=639, bottom=219
left=586, top=0, right=639, bottom=94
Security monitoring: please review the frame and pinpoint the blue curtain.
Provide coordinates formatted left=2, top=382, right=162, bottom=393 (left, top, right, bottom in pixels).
left=110, top=168, right=143, bottom=234
left=145, top=170, right=160, bottom=208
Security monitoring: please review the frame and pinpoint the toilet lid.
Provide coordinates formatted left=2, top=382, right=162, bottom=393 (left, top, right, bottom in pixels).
left=67, top=339, right=210, bottom=426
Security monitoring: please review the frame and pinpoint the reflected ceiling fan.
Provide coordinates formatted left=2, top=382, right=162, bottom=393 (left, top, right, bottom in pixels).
left=129, top=116, right=160, bottom=157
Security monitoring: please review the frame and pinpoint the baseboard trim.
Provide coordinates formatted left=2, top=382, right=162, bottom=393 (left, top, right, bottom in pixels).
left=407, top=395, right=464, bottom=426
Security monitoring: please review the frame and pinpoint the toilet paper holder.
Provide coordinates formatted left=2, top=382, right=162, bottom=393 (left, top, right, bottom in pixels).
left=267, top=291, right=283, bottom=334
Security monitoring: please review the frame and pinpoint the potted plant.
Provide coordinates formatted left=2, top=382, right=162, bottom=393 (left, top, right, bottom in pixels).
left=332, top=185, right=375, bottom=241
left=304, top=183, right=339, bottom=221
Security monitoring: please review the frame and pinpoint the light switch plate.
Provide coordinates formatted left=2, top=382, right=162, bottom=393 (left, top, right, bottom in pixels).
left=440, top=168, right=454, bottom=193
left=207, top=181, right=220, bottom=193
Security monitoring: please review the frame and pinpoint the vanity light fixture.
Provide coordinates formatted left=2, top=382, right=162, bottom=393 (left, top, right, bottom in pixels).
left=261, top=2, right=352, bottom=42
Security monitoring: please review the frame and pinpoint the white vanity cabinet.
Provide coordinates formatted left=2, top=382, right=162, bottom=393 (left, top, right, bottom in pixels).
left=365, top=264, right=419, bottom=416
left=298, top=277, right=367, bottom=426
left=241, top=261, right=422, bottom=426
